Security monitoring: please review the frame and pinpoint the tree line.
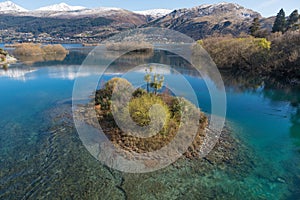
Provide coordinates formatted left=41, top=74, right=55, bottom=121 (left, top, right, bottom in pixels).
left=250, top=9, right=299, bottom=37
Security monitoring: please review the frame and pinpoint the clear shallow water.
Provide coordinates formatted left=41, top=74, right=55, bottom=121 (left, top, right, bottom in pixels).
left=0, top=49, right=299, bottom=199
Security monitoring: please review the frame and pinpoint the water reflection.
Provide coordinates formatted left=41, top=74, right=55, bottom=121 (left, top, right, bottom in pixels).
left=16, top=53, right=68, bottom=65
left=31, top=50, right=91, bottom=66
left=47, top=66, right=91, bottom=80
left=290, top=109, right=300, bottom=148
left=4, top=46, right=300, bottom=148
left=105, top=49, right=201, bottom=78
left=0, top=49, right=94, bottom=81
left=221, top=70, right=300, bottom=151
left=0, top=66, right=37, bottom=81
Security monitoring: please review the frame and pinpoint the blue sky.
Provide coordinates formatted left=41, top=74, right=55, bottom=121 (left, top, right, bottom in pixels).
left=9, top=0, right=299, bottom=17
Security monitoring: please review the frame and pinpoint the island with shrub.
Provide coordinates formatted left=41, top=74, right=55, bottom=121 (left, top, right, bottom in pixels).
left=74, top=67, right=254, bottom=170
left=93, top=76, right=208, bottom=159
left=12, top=43, right=69, bottom=64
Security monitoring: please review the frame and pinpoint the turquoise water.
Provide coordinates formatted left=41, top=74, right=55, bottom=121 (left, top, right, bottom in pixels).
left=0, top=49, right=299, bottom=199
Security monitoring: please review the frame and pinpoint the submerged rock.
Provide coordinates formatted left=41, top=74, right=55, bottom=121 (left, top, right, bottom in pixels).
left=276, top=177, right=286, bottom=184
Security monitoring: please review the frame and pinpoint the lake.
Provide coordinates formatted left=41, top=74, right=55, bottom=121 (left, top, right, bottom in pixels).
left=0, top=46, right=299, bottom=199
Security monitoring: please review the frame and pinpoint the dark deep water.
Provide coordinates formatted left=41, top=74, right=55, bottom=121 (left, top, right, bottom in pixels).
left=0, top=46, right=299, bottom=199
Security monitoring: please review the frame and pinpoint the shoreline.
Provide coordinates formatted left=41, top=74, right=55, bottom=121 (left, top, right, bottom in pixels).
left=73, top=102, right=255, bottom=169
left=0, top=55, right=17, bottom=66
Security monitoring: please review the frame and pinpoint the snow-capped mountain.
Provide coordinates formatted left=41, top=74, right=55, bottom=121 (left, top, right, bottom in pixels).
left=145, top=2, right=262, bottom=40
left=134, top=9, right=173, bottom=18
left=36, top=3, right=86, bottom=12
left=164, top=2, right=260, bottom=19
left=0, top=1, right=28, bottom=12
left=29, top=6, right=129, bottom=19
left=0, top=1, right=274, bottom=42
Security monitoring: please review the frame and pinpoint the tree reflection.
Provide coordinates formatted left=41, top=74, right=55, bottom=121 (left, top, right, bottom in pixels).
left=290, top=109, right=300, bottom=150
left=16, top=53, right=68, bottom=65
left=107, top=49, right=201, bottom=77
left=221, top=70, right=300, bottom=150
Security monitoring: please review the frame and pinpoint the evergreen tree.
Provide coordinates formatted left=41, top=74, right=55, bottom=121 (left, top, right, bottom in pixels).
left=286, top=9, right=299, bottom=31
left=272, top=9, right=286, bottom=33
left=150, top=74, right=164, bottom=95
left=249, top=17, right=261, bottom=37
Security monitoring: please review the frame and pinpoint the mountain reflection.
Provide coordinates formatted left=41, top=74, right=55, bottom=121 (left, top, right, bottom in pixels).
left=47, top=65, right=90, bottom=80
left=0, top=66, right=37, bottom=81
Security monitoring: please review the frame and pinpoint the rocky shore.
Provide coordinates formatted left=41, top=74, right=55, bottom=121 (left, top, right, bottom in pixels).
left=73, top=98, right=254, bottom=175
left=74, top=102, right=254, bottom=171
left=52, top=101, right=259, bottom=199
left=0, top=48, right=17, bottom=67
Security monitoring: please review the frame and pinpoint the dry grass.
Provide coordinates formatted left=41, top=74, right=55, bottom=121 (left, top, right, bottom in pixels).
left=13, top=43, right=69, bottom=56
left=13, top=43, right=69, bottom=64
left=105, top=41, right=153, bottom=52
left=42, top=44, right=69, bottom=55
left=193, top=36, right=271, bottom=70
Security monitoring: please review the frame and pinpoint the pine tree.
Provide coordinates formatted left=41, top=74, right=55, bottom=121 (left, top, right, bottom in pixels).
left=249, top=17, right=261, bottom=37
left=286, top=9, right=299, bottom=31
left=272, top=9, right=286, bottom=33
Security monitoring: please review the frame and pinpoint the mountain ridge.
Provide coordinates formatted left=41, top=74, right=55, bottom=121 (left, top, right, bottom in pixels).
left=0, top=1, right=123, bottom=13
left=134, top=9, right=173, bottom=18
left=143, top=2, right=264, bottom=39
left=0, top=1, right=276, bottom=43
left=0, top=1, right=28, bottom=12
left=0, top=0, right=171, bottom=16
left=36, top=3, right=86, bottom=11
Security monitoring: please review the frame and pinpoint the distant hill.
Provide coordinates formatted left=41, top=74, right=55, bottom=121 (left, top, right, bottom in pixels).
left=0, top=15, right=114, bottom=37
left=134, top=9, right=173, bottom=21
left=0, top=1, right=28, bottom=12
left=0, top=1, right=276, bottom=42
left=143, top=3, right=268, bottom=40
left=36, top=3, right=86, bottom=12
left=0, top=2, right=147, bottom=41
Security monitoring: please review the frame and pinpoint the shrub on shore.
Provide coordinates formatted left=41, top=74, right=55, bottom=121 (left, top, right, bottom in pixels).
left=194, top=31, right=300, bottom=83
left=269, top=31, right=300, bottom=67
left=0, top=48, right=16, bottom=65
left=194, top=36, right=271, bottom=71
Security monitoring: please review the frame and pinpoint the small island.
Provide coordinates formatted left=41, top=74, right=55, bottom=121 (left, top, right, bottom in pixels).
left=105, top=41, right=153, bottom=52
left=76, top=67, right=207, bottom=159
left=74, top=67, right=254, bottom=171
left=12, top=43, right=69, bottom=64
